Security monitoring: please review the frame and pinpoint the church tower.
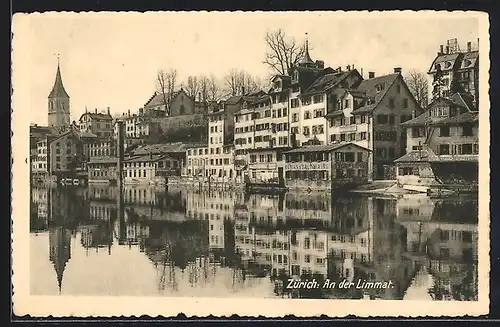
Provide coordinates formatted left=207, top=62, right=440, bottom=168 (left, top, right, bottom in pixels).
left=48, top=58, right=70, bottom=128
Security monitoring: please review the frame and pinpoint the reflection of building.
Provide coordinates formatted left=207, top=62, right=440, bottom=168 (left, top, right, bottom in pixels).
left=49, top=227, right=72, bottom=292
left=79, top=223, right=113, bottom=254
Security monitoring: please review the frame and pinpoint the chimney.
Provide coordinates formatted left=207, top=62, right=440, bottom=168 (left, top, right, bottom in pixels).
left=467, top=41, right=472, bottom=52
left=440, top=44, right=444, bottom=54
left=361, top=68, right=364, bottom=78
left=128, top=109, right=131, bottom=116
left=346, top=65, right=350, bottom=71
left=149, top=152, right=153, bottom=159
left=95, top=108, right=98, bottom=114
left=412, top=110, right=416, bottom=119
left=445, top=45, right=449, bottom=54
left=368, top=72, right=375, bottom=79
left=394, top=67, right=402, bottom=74
left=337, top=66, right=342, bottom=72
left=107, top=107, right=110, bottom=115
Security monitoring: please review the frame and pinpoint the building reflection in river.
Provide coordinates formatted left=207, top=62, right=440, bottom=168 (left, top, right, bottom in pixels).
left=30, top=185, right=478, bottom=300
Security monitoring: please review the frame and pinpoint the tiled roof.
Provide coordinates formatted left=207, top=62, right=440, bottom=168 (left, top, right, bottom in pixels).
left=123, top=154, right=174, bottom=163
left=300, top=71, right=352, bottom=96
left=88, top=157, right=118, bottom=164
left=431, top=111, right=478, bottom=125
left=284, top=142, right=371, bottom=154
left=394, top=149, right=435, bottom=163
left=351, top=73, right=400, bottom=114
left=132, top=143, right=190, bottom=155
left=428, top=154, right=478, bottom=162
left=79, top=112, right=113, bottom=121
left=449, top=92, right=475, bottom=110
left=400, top=112, right=435, bottom=126
left=144, top=93, right=167, bottom=108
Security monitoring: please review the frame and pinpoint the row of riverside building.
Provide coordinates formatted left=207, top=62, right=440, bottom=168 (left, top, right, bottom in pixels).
left=30, top=37, right=480, bottom=192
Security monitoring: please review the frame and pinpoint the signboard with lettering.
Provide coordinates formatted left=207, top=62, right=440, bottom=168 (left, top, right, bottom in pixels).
left=285, top=162, right=330, bottom=170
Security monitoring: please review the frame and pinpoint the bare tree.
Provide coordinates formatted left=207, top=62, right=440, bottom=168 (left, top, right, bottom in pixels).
left=198, top=76, right=209, bottom=102
left=207, top=74, right=224, bottom=102
left=156, top=69, right=178, bottom=116
left=263, top=29, right=306, bottom=76
left=404, top=69, right=429, bottom=107
left=224, top=69, right=262, bottom=97
left=185, top=76, right=200, bottom=99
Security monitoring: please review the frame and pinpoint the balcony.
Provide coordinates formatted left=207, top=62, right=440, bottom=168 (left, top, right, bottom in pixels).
left=248, top=162, right=277, bottom=170
left=339, top=125, right=358, bottom=133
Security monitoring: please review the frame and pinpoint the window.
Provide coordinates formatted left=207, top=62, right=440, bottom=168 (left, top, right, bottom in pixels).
left=304, top=111, right=311, bottom=120
left=303, top=127, right=310, bottom=136
left=439, top=126, right=450, bottom=137
left=462, top=124, right=474, bottom=136
left=389, top=98, right=395, bottom=109
left=439, top=144, right=450, bottom=155
left=345, top=99, right=350, bottom=108
left=376, top=114, right=388, bottom=124
left=291, top=99, right=299, bottom=108
left=462, top=143, right=473, bottom=154
left=360, top=115, right=366, bottom=123
left=403, top=99, right=408, bottom=108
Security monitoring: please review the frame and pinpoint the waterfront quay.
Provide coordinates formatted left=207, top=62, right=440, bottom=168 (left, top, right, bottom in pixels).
left=30, top=36, right=479, bottom=195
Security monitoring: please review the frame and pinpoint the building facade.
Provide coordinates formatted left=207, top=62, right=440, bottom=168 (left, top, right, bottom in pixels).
left=325, top=70, right=422, bottom=180
left=123, top=154, right=181, bottom=184
left=79, top=108, right=114, bottom=139
left=396, top=96, right=479, bottom=188
left=427, top=38, right=479, bottom=109
left=283, top=143, right=371, bottom=190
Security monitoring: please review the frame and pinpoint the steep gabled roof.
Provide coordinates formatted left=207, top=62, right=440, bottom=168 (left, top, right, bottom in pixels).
left=300, top=70, right=357, bottom=97
left=48, top=64, right=69, bottom=98
left=351, top=73, right=400, bottom=114
left=431, top=111, right=478, bottom=126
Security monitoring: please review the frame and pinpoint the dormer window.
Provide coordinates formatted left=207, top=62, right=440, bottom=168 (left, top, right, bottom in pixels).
left=444, top=61, right=452, bottom=69
left=434, top=63, right=441, bottom=71
left=463, top=59, right=472, bottom=67
left=293, top=70, right=299, bottom=81
left=375, top=84, right=385, bottom=92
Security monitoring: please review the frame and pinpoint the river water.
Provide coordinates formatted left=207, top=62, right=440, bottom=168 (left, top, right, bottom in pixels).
left=30, top=184, right=478, bottom=300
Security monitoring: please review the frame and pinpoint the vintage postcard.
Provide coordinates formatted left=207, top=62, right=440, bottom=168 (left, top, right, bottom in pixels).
left=12, top=11, right=490, bottom=317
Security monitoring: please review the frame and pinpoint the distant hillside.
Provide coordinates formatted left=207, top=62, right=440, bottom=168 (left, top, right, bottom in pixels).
left=152, top=114, right=208, bottom=143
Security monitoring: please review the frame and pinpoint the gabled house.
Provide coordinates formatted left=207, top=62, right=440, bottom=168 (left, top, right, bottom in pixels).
left=395, top=94, right=479, bottom=189
left=325, top=69, right=423, bottom=180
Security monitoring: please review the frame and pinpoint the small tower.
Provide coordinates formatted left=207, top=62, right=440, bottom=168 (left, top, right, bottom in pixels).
left=298, top=33, right=316, bottom=68
left=48, top=56, right=71, bottom=128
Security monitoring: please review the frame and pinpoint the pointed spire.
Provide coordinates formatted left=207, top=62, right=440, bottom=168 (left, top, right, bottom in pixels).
left=300, top=32, right=315, bottom=66
left=49, top=58, right=70, bottom=98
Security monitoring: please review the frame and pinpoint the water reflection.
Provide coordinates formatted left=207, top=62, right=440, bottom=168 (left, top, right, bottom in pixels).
left=30, top=185, right=478, bottom=300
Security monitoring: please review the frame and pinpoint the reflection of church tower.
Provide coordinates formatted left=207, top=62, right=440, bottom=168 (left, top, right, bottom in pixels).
left=48, top=58, right=70, bottom=128
left=49, top=226, right=72, bottom=293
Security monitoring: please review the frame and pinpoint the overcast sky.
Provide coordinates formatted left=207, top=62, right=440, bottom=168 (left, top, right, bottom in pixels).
left=12, top=11, right=482, bottom=125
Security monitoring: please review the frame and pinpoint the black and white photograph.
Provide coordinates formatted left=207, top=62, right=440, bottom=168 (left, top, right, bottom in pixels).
left=11, top=11, right=490, bottom=317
